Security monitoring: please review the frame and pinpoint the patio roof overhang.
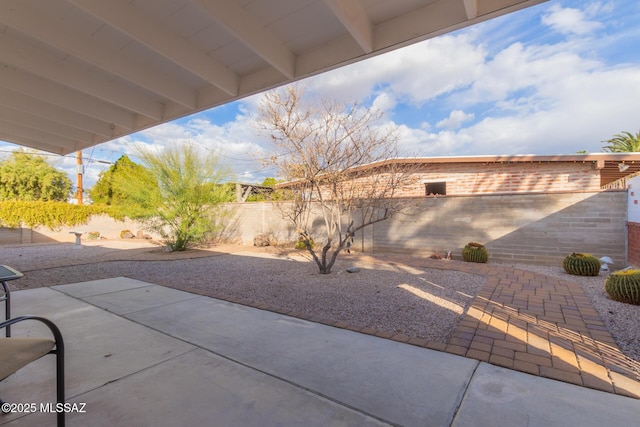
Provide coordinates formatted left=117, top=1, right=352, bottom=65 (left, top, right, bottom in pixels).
left=0, top=0, right=547, bottom=155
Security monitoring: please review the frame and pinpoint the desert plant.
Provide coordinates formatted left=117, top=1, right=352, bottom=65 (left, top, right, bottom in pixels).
left=257, top=84, right=412, bottom=274
left=87, top=231, right=100, bottom=240
left=562, top=253, right=600, bottom=276
left=605, top=269, right=640, bottom=305
left=295, top=237, right=314, bottom=250
left=462, top=242, right=489, bottom=263
left=120, top=229, right=133, bottom=239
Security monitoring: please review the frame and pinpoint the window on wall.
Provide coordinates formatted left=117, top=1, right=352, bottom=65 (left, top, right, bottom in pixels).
left=425, top=182, right=446, bottom=196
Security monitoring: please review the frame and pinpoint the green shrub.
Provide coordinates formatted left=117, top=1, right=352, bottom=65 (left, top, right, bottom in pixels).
left=295, top=237, right=314, bottom=250
left=0, top=200, right=111, bottom=230
left=605, top=270, right=640, bottom=305
left=562, top=253, right=600, bottom=276
left=462, top=242, right=489, bottom=263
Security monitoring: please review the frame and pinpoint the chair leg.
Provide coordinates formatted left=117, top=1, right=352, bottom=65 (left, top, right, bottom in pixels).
left=0, top=316, right=65, bottom=427
left=55, top=341, right=65, bottom=427
left=1, top=281, right=10, bottom=337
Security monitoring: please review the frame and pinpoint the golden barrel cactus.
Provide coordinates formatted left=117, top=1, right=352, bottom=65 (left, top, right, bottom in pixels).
left=562, top=253, right=600, bottom=276
left=462, top=242, right=489, bottom=263
left=605, top=270, right=640, bottom=305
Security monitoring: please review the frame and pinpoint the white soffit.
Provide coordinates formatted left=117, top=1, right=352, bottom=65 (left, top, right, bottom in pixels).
left=0, top=0, right=547, bottom=155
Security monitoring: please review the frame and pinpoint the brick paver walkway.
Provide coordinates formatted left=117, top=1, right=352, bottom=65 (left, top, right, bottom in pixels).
left=400, top=258, right=640, bottom=399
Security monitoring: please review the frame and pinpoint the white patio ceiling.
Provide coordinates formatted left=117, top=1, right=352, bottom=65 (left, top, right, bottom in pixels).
left=0, top=0, right=546, bottom=155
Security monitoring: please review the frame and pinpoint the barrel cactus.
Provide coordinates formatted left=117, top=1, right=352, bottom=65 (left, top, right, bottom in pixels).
left=462, top=242, right=489, bottom=263
left=605, top=270, right=640, bottom=305
left=562, top=253, right=600, bottom=276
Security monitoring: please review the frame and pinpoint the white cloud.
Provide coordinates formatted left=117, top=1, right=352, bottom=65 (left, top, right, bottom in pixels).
left=542, top=4, right=604, bottom=35
left=436, top=110, right=475, bottom=130
left=305, top=32, right=485, bottom=106
left=371, top=92, right=397, bottom=113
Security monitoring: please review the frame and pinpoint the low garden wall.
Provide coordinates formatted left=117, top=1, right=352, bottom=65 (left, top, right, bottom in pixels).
left=221, top=190, right=627, bottom=265
left=0, top=190, right=629, bottom=266
left=369, top=191, right=627, bottom=265
left=0, top=215, right=159, bottom=245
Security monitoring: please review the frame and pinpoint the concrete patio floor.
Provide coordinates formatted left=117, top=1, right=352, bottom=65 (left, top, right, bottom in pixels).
left=1, top=277, right=639, bottom=426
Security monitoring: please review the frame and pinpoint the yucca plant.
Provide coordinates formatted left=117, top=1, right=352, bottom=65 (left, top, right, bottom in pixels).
left=605, top=269, right=640, bottom=305
left=562, top=253, right=600, bottom=276
left=462, top=242, right=489, bottom=263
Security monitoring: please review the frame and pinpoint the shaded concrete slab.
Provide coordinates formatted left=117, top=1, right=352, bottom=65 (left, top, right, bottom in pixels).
left=1, top=288, right=195, bottom=425
left=452, top=363, right=640, bottom=427
left=126, top=296, right=480, bottom=427
left=54, top=277, right=152, bottom=298
left=82, top=285, right=199, bottom=315
left=55, top=278, right=200, bottom=315
left=60, top=349, right=390, bottom=427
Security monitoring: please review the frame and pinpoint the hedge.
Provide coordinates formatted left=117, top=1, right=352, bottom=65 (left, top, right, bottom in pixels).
left=0, top=201, right=117, bottom=230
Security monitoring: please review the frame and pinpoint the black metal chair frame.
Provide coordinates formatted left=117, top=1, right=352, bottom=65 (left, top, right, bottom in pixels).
left=1, top=280, right=10, bottom=337
left=0, top=316, right=65, bottom=427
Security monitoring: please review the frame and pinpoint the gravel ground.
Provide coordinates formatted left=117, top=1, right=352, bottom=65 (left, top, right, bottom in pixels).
left=2, top=240, right=638, bottom=362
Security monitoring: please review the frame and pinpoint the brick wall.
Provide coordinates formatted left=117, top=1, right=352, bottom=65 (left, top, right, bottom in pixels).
left=327, top=161, right=602, bottom=199
left=629, top=222, right=640, bottom=267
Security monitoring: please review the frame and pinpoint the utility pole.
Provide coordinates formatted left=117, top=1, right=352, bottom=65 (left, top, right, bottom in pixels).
left=76, top=150, right=83, bottom=205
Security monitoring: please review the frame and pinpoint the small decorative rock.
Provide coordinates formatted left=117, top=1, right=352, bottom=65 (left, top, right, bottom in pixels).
left=346, top=267, right=360, bottom=273
left=253, top=233, right=271, bottom=247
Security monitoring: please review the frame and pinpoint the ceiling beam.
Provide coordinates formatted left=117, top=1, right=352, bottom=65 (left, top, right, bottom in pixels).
left=68, top=0, right=240, bottom=96
left=0, top=87, right=114, bottom=138
left=0, top=34, right=164, bottom=121
left=463, top=0, right=478, bottom=20
left=0, top=65, right=136, bottom=130
left=0, top=122, right=82, bottom=152
left=0, top=131, right=68, bottom=155
left=0, top=0, right=197, bottom=109
left=195, top=0, right=296, bottom=79
left=375, top=1, right=468, bottom=50
left=323, top=0, right=374, bottom=53
left=0, top=105, right=95, bottom=142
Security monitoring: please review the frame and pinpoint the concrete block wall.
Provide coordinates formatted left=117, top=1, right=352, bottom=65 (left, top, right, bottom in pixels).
left=0, top=215, right=160, bottom=245
left=369, top=191, right=627, bottom=265
left=1, top=191, right=628, bottom=266
left=222, top=202, right=299, bottom=246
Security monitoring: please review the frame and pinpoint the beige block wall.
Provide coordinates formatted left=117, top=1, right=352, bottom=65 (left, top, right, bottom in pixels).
left=1, top=191, right=628, bottom=266
left=370, top=191, right=627, bottom=264
left=0, top=215, right=160, bottom=245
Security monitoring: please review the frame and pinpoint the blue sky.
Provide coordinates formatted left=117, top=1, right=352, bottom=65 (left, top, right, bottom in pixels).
left=3, top=0, right=640, bottom=188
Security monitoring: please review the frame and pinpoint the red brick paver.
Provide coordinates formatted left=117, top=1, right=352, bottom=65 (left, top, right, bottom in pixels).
left=423, top=260, right=640, bottom=398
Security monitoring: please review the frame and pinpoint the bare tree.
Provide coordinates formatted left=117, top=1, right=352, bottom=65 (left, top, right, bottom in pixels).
left=257, top=85, right=411, bottom=274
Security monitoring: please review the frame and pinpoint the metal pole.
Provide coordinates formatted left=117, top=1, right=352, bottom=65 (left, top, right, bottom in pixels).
left=76, top=151, right=83, bottom=205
